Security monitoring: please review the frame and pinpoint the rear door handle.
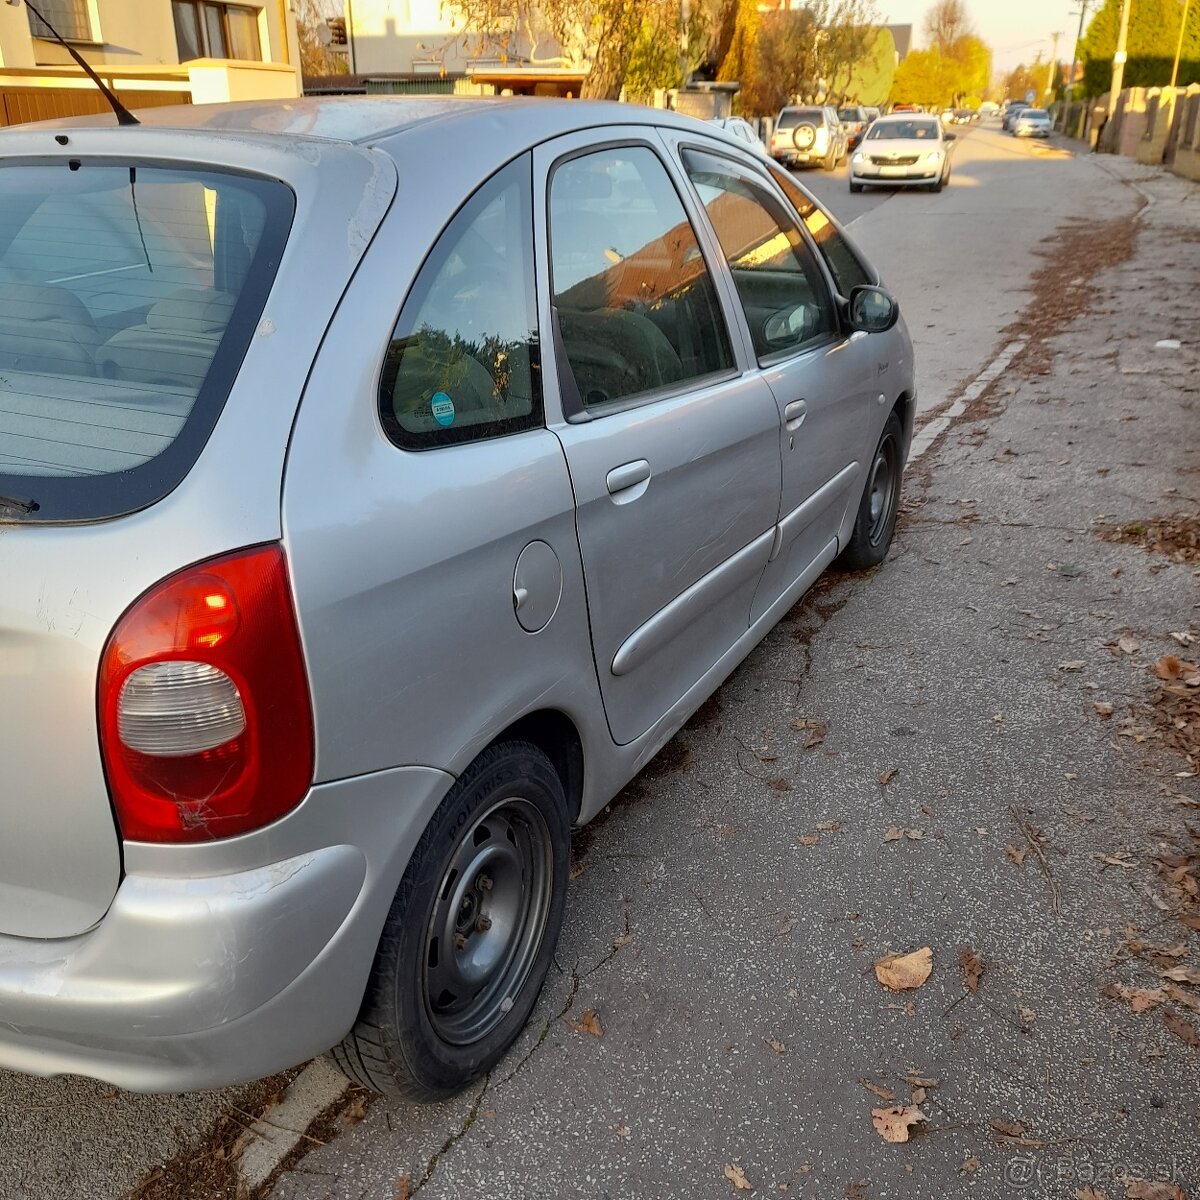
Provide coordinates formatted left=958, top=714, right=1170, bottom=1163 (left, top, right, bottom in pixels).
left=784, top=399, right=808, bottom=431
left=606, top=459, right=652, bottom=499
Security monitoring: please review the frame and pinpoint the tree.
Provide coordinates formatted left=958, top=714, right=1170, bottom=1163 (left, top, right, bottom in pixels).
left=1003, top=61, right=1041, bottom=101
left=888, top=29, right=990, bottom=106
left=1078, top=0, right=1200, bottom=91
left=295, top=0, right=348, bottom=77
left=924, top=0, right=974, bottom=53
left=843, top=25, right=897, bottom=105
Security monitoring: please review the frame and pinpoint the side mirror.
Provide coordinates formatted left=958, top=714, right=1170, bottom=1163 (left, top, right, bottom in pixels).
left=848, top=285, right=899, bottom=334
left=944, top=132, right=957, bottom=141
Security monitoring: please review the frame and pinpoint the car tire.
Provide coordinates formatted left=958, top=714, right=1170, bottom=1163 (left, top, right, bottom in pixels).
left=849, top=180, right=864, bottom=193
left=331, top=740, right=570, bottom=1101
left=839, top=411, right=904, bottom=571
left=930, top=171, right=945, bottom=193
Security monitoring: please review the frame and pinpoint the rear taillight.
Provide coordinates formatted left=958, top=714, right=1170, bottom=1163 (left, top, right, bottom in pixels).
left=98, top=544, right=314, bottom=843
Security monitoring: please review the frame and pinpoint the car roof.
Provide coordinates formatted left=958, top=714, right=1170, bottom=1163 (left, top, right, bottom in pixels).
left=24, top=95, right=701, bottom=147
left=873, top=113, right=937, bottom=123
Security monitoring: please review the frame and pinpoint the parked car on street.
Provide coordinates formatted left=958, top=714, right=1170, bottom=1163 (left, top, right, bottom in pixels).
left=0, top=97, right=914, bottom=1101
left=837, top=105, right=871, bottom=149
left=770, top=105, right=848, bottom=170
left=1003, top=102, right=1031, bottom=131
left=708, top=115, right=768, bottom=155
left=1012, top=107, right=1052, bottom=138
left=850, top=112, right=956, bottom=192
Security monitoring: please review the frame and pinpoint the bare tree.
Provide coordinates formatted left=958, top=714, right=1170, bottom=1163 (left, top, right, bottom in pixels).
left=923, top=0, right=974, bottom=54
left=294, top=0, right=348, bottom=77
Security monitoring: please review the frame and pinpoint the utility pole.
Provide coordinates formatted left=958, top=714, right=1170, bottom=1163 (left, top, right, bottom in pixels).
left=1060, top=0, right=1091, bottom=132
left=1046, top=30, right=1063, bottom=100
left=1170, top=0, right=1193, bottom=88
left=1107, top=0, right=1133, bottom=120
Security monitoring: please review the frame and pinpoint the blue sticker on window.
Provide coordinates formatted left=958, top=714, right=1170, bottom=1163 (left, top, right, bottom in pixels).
left=430, top=391, right=455, bottom=427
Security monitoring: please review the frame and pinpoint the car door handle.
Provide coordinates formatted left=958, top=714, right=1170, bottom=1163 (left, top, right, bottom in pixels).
left=785, top=399, right=808, bottom=431
left=606, top=459, right=652, bottom=499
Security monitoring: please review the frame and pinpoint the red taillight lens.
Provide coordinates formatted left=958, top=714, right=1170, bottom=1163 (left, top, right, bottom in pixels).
left=99, top=544, right=314, bottom=843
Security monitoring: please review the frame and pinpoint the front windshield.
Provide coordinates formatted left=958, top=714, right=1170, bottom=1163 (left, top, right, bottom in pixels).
left=838, top=108, right=861, bottom=121
left=866, top=120, right=939, bottom=141
left=1021, top=110, right=1048, bottom=119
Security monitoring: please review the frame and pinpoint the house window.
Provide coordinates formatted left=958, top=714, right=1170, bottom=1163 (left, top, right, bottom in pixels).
left=28, top=0, right=94, bottom=42
left=172, top=1, right=263, bottom=61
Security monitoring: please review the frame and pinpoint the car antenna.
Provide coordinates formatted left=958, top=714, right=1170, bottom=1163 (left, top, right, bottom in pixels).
left=8, top=0, right=139, bottom=126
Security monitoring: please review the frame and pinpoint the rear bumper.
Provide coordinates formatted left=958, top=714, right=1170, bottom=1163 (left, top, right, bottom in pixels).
left=772, top=148, right=824, bottom=165
left=0, top=764, right=452, bottom=1091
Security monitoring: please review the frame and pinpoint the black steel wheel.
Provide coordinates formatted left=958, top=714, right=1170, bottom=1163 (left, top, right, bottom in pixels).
left=839, top=411, right=904, bottom=570
left=331, top=740, right=569, bottom=1101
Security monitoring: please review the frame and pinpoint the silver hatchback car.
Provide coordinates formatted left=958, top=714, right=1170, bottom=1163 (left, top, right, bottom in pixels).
left=0, top=97, right=914, bottom=1100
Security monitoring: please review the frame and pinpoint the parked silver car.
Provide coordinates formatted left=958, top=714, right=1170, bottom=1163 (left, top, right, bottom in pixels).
left=1012, top=108, right=1052, bottom=138
left=0, top=97, right=914, bottom=1100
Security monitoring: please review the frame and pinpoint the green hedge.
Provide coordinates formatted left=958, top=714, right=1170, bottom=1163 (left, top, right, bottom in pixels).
left=1083, top=55, right=1200, bottom=93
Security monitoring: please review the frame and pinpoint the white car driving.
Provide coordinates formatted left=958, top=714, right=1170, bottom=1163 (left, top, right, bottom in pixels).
left=849, top=114, right=955, bottom=193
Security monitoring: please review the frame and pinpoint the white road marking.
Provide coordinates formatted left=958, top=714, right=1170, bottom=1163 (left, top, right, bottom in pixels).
left=909, top=338, right=1026, bottom=461
left=233, top=1058, right=350, bottom=1191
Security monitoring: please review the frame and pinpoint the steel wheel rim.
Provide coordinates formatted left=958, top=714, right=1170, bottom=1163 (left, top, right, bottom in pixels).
left=422, top=796, right=552, bottom=1045
left=867, top=434, right=900, bottom=547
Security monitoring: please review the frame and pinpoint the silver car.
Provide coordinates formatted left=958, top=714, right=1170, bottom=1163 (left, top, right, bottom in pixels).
left=1012, top=108, right=1052, bottom=138
left=0, top=97, right=914, bottom=1100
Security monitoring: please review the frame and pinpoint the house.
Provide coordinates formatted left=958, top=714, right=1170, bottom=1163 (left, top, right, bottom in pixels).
left=0, top=0, right=300, bottom=127
left=342, top=0, right=583, bottom=97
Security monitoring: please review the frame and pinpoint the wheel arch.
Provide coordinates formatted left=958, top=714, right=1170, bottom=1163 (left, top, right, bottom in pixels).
left=891, top=389, right=915, bottom=459
left=486, top=708, right=585, bottom=825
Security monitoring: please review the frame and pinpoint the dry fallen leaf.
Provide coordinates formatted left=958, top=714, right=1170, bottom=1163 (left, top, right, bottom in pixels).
left=798, top=834, right=819, bottom=847
left=1123, top=1182, right=1187, bottom=1200
left=1096, top=853, right=1139, bottom=869
left=874, top=947, right=933, bottom=992
left=768, top=778, right=792, bottom=792
left=1019, top=1006, right=1037, bottom=1023
left=613, top=1124, right=631, bottom=1138
left=961, top=1156, right=981, bottom=1175
left=903, top=1073, right=939, bottom=1088
left=1058, top=660, right=1086, bottom=671
left=1167, top=985, right=1200, bottom=1013
left=1163, top=1010, right=1200, bottom=1048
left=1102, top=983, right=1168, bottom=1013
left=568, top=1009, right=603, bottom=1037
left=817, top=820, right=841, bottom=832
left=723, top=1163, right=753, bottom=1191
left=958, top=945, right=985, bottom=993
left=879, top=768, right=899, bottom=787
left=860, top=1079, right=895, bottom=1101
left=342, top=1094, right=369, bottom=1126
left=1156, top=655, right=1186, bottom=680
left=911, top=1086, right=926, bottom=1104
left=1094, top=702, right=1115, bottom=718
left=1005, top=843, right=1027, bottom=867
left=884, top=826, right=923, bottom=842
left=395, top=1176, right=412, bottom=1200
left=1118, top=635, right=1140, bottom=655
left=992, top=1117, right=1026, bottom=1138
left=766, top=1038, right=786, bottom=1055
left=569, top=859, right=586, bottom=880
left=803, top=723, right=829, bottom=750
left=1076, top=1188, right=1110, bottom=1200
left=871, top=1105, right=927, bottom=1143
left=1161, top=965, right=1200, bottom=986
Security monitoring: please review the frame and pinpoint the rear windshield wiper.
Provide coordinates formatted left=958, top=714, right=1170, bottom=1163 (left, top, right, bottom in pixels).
left=0, top=494, right=39, bottom=515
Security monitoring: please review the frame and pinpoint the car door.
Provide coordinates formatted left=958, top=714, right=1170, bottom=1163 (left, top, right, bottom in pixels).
left=534, top=132, right=783, bottom=747
left=671, top=139, right=873, bottom=620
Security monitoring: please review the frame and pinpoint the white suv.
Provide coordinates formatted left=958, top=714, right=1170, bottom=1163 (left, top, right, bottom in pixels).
left=770, top=106, right=847, bottom=171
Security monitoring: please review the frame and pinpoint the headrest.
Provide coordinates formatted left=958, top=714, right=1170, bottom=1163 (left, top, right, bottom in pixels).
left=145, top=288, right=236, bottom=334
left=0, top=282, right=96, bottom=329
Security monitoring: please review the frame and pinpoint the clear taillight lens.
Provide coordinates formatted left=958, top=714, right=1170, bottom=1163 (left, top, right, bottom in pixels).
left=117, top=661, right=247, bottom=756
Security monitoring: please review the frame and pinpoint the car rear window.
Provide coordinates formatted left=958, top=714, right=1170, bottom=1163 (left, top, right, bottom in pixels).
left=0, top=162, right=292, bottom=522
left=776, top=109, right=822, bottom=129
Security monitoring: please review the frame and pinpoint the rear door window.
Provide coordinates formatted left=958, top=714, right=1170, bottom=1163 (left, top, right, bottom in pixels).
left=0, top=162, right=291, bottom=521
left=548, top=145, right=734, bottom=411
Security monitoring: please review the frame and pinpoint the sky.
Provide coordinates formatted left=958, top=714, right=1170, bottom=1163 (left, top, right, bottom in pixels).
left=879, top=0, right=1086, bottom=75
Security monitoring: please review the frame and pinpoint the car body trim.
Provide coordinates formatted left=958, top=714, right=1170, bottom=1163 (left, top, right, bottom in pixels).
left=610, top=527, right=775, bottom=677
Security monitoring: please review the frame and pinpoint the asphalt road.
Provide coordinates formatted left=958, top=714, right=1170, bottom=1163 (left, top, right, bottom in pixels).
left=8, top=122, right=1198, bottom=1200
